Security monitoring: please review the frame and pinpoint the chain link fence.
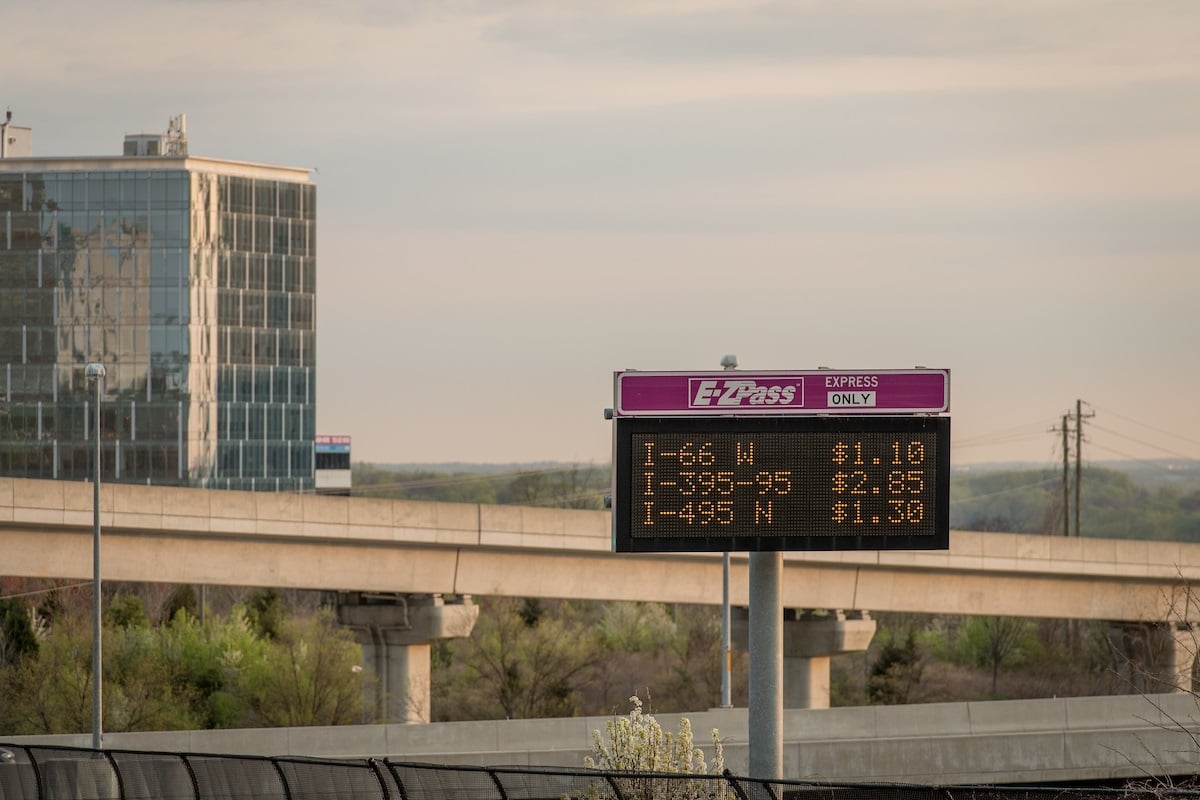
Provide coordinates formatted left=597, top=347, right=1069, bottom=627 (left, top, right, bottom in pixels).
left=1, top=744, right=1197, bottom=800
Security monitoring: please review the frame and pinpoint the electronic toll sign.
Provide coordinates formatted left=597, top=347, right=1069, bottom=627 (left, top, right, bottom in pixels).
left=611, top=370, right=951, bottom=553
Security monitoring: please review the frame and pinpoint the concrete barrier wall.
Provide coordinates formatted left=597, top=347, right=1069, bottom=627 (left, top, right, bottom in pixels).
left=8, top=694, right=1200, bottom=785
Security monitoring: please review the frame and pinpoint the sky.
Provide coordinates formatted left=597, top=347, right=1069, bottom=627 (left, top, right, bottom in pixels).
left=6, top=0, right=1199, bottom=468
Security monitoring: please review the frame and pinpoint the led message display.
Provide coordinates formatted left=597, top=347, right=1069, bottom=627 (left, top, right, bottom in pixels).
left=613, top=416, right=950, bottom=552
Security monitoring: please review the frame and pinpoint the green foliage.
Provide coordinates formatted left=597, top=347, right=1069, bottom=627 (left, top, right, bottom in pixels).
left=951, top=465, right=1200, bottom=541
left=957, top=615, right=1037, bottom=694
left=584, top=695, right=729, bottom=800
left=352, top=463, right=609, bottom=509
left=0, top=597, right=40, bottom=666
left=0, top=614, right=97, bottom=734
left=353, top=464, right=501, bottom=504
left=868, top=631, right=923, bottom=705
left=435, top=596, right=601, bottom=720
left=35, top=587, right=66, bottom=626
left=518, top=597, right=545, bottom=627
left=160, top=608, right=266, bottom=728
left=245, top=588, right=286, bottom=640
left=104, top=623, right=199, bottom=731
left=0, top=597, right=363, bottom=734
left=106, top=594, right=149, bottom=629
left=504, top=466, right=608, bottom=509
left=160, top=584, right=198, bottom=624
left=950, top=469, right=1062, bottom=533
left=242, top=610, right=363, bottom=727
left=657, top=606, right=725, bottom=712
left=596, top=603, right=677, bottom=654
left=588, top=603, right=746, bottom=716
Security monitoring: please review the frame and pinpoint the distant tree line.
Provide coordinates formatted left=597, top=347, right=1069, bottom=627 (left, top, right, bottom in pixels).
left=354, top=461, right=1200, bottom=541
left=352, top=463, right=609, bottom=509
left=950, top=466, right=1200, bottom=540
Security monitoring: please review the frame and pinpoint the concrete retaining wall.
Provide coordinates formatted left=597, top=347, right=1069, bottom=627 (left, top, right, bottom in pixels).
left=8, top=694, right=1200, bottom=785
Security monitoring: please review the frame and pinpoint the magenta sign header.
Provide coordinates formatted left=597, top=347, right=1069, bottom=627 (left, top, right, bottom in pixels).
left=613, top=369, right=949, bottom=416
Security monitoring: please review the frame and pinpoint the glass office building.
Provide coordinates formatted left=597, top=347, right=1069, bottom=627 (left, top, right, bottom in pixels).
left=0, top=121, right=316, bottom=491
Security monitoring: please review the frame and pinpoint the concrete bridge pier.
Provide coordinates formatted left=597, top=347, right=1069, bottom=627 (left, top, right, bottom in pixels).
left=1108, top=620, right=1199, bottom=694
left=735, top=608, right=877, bottom=709
left=336, top=592, right=479, bottom=724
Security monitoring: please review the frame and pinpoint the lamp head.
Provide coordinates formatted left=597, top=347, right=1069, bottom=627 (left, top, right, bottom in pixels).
left=85, top=363, right=106, bottom=379
left=719, top=354, right=738, bottom=369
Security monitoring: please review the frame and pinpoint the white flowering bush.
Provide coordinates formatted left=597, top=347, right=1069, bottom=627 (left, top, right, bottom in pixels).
left=580, top=695, right=730, bottom=800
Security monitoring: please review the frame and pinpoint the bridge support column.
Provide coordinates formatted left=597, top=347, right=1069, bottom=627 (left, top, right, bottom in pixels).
left=735, top=608, right=876, bottom=709
left=1108, top=621, right=1198, bottom=693
left=336, top=592, right=479, bottom=724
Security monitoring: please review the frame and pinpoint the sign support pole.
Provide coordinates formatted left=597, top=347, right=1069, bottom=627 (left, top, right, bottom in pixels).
left=748, top=550, right=782, bottom=780
left=720, top=355, right=735, bottom=710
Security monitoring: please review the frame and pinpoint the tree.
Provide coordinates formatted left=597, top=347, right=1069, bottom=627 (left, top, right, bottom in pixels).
left=436, top=596, right=601, bottom=720
left=0, top=599, right=366, bottom=734
left=869, top=630, right=924, bottom=704
left=159, top=584, right=199, bottom=624
left=160, top=607, right=267, bottom=728
left=104, top=623, right=199, bottom=731
left=0, top=597, right=40, bottom=667
left=502, top=465, right=607, bottom=509
left=106, top=593, right=150, bottom=629
left=0, top=613, right=93, bottom=733
left=583, top=695, right=730, bottom=800
left=960, top=615, right=1035, bottom=694
left=243, top=610, right=363, bottom=727
left=245, top=588, right=286, bottom=639
left=657, top=605, right=729, bottom=712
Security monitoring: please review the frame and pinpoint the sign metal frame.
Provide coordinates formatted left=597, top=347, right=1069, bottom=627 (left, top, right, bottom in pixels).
left=614, top=368, right=949, bottom=417
left=612, top=414, right=951, bottom=553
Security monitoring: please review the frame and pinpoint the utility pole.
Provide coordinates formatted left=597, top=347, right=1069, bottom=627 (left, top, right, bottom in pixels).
left=1060, top=414, right=1070, bottom=537
left=1073, top=399, right=1094, bottom=538
left=1049, top=414, right=1071, bottom=536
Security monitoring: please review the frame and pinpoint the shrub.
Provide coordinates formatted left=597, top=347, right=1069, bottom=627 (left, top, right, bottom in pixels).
left=583, top=695, right=729, bottom=800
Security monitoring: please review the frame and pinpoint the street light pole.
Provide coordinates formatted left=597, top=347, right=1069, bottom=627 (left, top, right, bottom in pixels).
left=85, top=362, right=106, bottom=751
left=718, top=354, right=737, bottom=709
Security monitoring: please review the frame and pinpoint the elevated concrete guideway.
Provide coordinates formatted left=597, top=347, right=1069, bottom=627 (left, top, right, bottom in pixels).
left=1, top=476, right=1198, bottom=622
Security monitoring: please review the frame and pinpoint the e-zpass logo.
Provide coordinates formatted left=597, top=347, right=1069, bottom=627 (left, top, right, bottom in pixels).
left=689, top=379, right=802, bottom=407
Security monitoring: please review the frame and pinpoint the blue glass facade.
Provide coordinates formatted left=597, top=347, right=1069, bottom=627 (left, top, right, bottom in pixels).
left=0, top=159, right=316, bottom=491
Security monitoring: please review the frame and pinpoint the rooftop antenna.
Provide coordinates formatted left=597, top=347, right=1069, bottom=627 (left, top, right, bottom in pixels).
left=165, top=114, right=188, bottom=156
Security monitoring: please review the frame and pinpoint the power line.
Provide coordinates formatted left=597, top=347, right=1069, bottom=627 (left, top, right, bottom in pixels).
left=0, top=581, right=92, bottom=601
left=954, top=432, right=1050, bottom=449
left=949, top=476, right=1060, bottom=506
left=1089, top=422, right=1198, bottom=460
left=1087, top=440, right=1179, bottom=470
left=1089, top=405, right=1200, bottom=450
left=954, top=420, right=1058, bottom=447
